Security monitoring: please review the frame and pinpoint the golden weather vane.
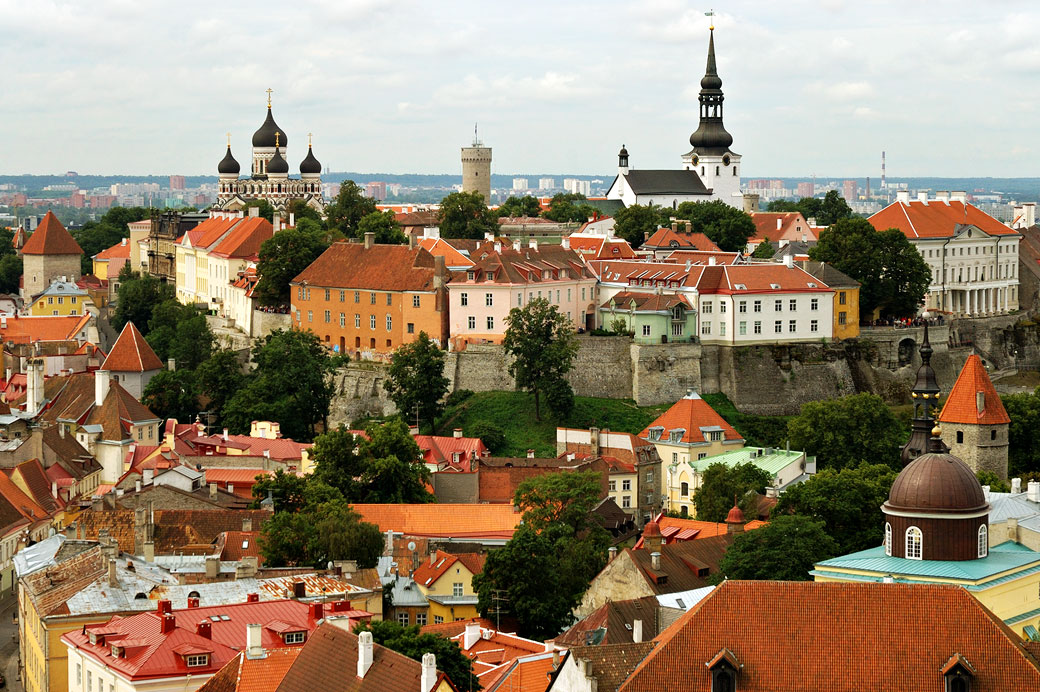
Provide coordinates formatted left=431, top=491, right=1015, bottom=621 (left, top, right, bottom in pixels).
left=705, top=8, right=715, bottom=30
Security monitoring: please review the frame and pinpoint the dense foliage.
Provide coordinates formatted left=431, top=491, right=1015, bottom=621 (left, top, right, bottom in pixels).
left=438, top=191, right=499, bottom=239
left=112, top=268, right=175, bottom=334
left=786, top=392, right=907, bottom=470
left=383, top=332, right=450, bottom=430
left=1001, top=389, right=1040, bottom=477
left=325, top=181, right=378, bottom=239
left=541, top=193, right=595, bottom=223
left=672, top=200, right=757, bottom=252
left=766, top=190, right=854, bottom=226
left=692, top=462, right=772, bottom=522
left=254, top=218, right=329, bottom=306
left=612, top=204, right=659, bottom=248
left=497, top=195, right=542, bottom=218
left=357, top=210, right=407, bottom=245
left=503, top=298, right=580, bottom=421
left=71, top=206, right=150, bottom=275
left=714, top=515, right=839, bottom=582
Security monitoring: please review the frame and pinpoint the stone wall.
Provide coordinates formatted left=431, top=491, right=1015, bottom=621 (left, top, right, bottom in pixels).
left=251, top=310, right=292, bottom=339
left=327, top=366, right=397, bottom=429
left=630, top=342, right=703, bottom=406
left=568, top=336, right=633, bottom=400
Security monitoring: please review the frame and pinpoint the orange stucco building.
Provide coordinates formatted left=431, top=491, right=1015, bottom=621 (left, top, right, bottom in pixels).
left=290, top=234, right=449, bottom=359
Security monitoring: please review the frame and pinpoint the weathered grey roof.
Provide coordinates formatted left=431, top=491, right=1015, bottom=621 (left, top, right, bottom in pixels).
left=66, top=567, right=271, bottom=615
left=387, top=576, right=428, bottom=607
left=797, top=260, right=861, bottom=288
left=14, top=534, right=66, bottom=577
left=152, top=555, right=238, bottom=574
left=426, top=594, right=479, bottom=605
left=988, top=492, right=1039, bottom=523
left=655, top=585, right=714, bottom=611
left=623, top=170, right=710, bottom=195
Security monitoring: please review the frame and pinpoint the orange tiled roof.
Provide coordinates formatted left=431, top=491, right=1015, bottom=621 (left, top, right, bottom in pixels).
left=603, top=291, right=691, bottom=312
left=869, top=200, right=1018, bottom=239
left=199, top=648, right=302, bottom=692
left=697, top=264, right=833, bottom=294
left=351, top=503, right=522, bottom=539
left=748, top=212, right=816, bottom=243
left=22, top=211, right=84, bottom=256
left=208, top=218, right=273, bottom=260
left=0, top=314, right=92, bottom=344
left=292, top=242, right=441, bottom=291
left=102, top=322, right=163, bottom=372
left=416, top=237, right=474, bottom=268
left=412, top=550, right=486, bottom=587
left=938, top=354, right=1010, bottom=425
left=620, top=581, right=1040, bottom=691
left=642, top=228, right=720, bottom=251
left=567, top=235, right=637, bottom=260
left=633, top=515, right=766, bottom=548
left=94, top=239, right=131, bottom=261
left=638, top=392, right=742, bottom=445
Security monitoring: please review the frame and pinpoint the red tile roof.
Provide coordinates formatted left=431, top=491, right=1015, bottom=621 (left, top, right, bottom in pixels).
left=414, top=434, right=487, bottom=470
left=292, top=242, right=441, bottom=291
left=590, top=260, right=705, bottom=288
left=938, top=354, right=1010, bottom=426
left=208, top=218, right=273, bottom=260
left=661, top=250, right=743, bottom=265
left=94, top=239, right=131, bottom=261
left=619, top=581, right=1040, bottom=691
left=62, top=599, right=319, bottom=681
left=696, top=264, right=832, bottom=294
left=638, top=392, right=742, bottom=445
left=451, top=243, right=594, bottom=286
left=22, top=211, right=84, bottom=256
left=602, top=291, right=691, bottom=312
left=748, top=212, right=815, bottom=244
left=869, top=200, right=1017, bottom=239
left=567, top=235, right=637, bottom=260
left=632, top=515, right=766, bottom=548
left=412, top=550, right=487, bottom=588
left=416, top=237, right=475, bottom=268
left=0, top=313, right=92, bottom=344
left=351, top=504, right=522, bottom=539
left=103, top=321, right=164, bottom=372
left=642, top=228, right=721, bottom=251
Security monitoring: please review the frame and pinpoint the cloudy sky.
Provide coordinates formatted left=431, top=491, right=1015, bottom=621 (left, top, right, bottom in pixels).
left=3, top=0, right=1039, bottom=178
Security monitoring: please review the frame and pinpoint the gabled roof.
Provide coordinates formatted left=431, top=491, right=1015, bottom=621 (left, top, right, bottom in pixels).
left=412, top=550, right=486, bottom=588
left=95, top=239, right=131, bottom=261
left=556, top=596, right=660, bottom=647
left=451, top=244, right=594, bottom=286
left=642, top=228, right=720, bottom=251
left=869, top=200, right=1018, bottom=239
left=351, top=504, right=522, bottom=539
left=22, top=211, right=84, bottom=256
left=796, top=260, right=861, bottom=289
left=623, top=534, right=735, bottom=595
left=562, top=642, right=655, bottom=692
left=661, top=250, right=743, bottom=265
left=638, top=391, right=742, bottom=446
left=589, top=260, right=705, bottom=288
left=416, top=237, right=475, bottom=268
left=697, top=264, right=832, bottom=294
left=84, top=379, right=161, bottom=441
left=208, top=218, right=273, bottom=260
left=103, top=322, right=164, bottom=372
left=414, top=434, right=487, bottom=470
left=622, top=170, right=710, bottom=196
left=632, top=515, right=766, bottom=548
left=0, top=313, right=92, bottom=344
left=198, top=648, right=302, bottom=692
left=292, top=242, right=442, bottom=292
left=567, top=235, right=637, bottom=260
left=938, top=354, right=1010, bottom=426
left=602, top=291, right=691, bottom=312
left=748, top=212, right=815, bottom=243
left=619, top=581, right=1040, bottom=691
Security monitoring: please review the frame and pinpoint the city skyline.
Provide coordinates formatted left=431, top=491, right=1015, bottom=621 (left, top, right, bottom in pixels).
left=4, top=0, right=1039, bottom=178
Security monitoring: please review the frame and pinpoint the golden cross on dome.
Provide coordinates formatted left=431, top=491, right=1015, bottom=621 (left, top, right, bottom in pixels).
left=275, top=132, right=280, bottom=147
left=266, top=88, right=273, bottom=108
left=705, top=8, right=715, bottom=30
left=226, top=132, right=231, bottom=147
left=308, top=132, right=313, bottom=147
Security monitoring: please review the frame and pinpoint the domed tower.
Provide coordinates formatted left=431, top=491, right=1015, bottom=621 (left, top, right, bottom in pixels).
left=251, top=90, right=287, bottom=178
left=300, top=133, right=322, bottom=180
left=618, top=144, right=629, bottom=176
left=217, top=134, right=240, bottom=200
left=900, top=323, right=949, bottom=465
left=883, top=429, right=990, bottom=561
left=681, top=23, right=742, bottom=206
left=725, top=500, right=746, bottom=534
left=267, top=135, right=289, bottom=178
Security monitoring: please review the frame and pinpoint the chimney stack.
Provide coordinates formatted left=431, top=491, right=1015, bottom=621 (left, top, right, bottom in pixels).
left=527, top=449, right=535, bottom=459
left=463, top=622, right=480, bottom=650
left=94, top=370, right=110, bottom=407
left=357, top=631, right=374, bottom=678
left=896, top=190, right=910, bottom=204
left=364, top=232, right=375, bottom=250
left=650, top=551, right=661, bottom=571
left=273, top=216, right=282, bottom=233
left=243, top=517, right=253, bottom=532
left=205, top=556, right=219, bottom=579
left=453, top=428, right=463, bottom=439
left=1027, top=481, right=1040, bottom=503
left=608, top=546, right=617, bottom=561
left=1012, top=477, right=1022, bottom=494
left=108, top=558, right=117, bottom=587
left=421, top=653, right=437, bottom=692
left=633, top=619, right=643, bottom=643
left=196, top=620, right=211, bottom=639
left=246, top=623, right=264, bottom=659
left=590, top=426, right=600, bottom=457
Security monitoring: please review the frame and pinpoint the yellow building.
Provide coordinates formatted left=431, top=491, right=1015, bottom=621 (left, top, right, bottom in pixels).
left=28, top=280, right=91, bottom=316
left=798, top=261, right=860, bottom=339
left=412, top=550, right=484, bottom=624
left=174, top=214, right=272, bottom=311
left=91, top=238, right=130, bottom=281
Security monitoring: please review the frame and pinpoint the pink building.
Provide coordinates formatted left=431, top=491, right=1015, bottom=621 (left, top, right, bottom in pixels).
left=447, top=240, right=598, bottom=347
left=169, top=175, right=186, bottom=190
left=797, top=182, right=814, bottom=198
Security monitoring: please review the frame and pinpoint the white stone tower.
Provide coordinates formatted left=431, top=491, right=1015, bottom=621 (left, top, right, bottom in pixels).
left=461, top=125, right=492, bottom=204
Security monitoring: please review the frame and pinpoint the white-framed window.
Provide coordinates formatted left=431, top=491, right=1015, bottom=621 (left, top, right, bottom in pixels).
left=622, top=495, right=631, bottom=508
left=461, top=293, right=468, bottom=306
left=738, top=300, right=747, bottom=313
left=487, top=316, right=495, bottom=330
left=774, top=299, right=783, bottom=311
left=284, top=631, right=306, bottom=644
left=354, top=314, right=361, bottom=328
left=789, top=320, right=796, bottom=333
left=486, top=293, right=494, bottom=306
left=774, top=320, right=782, bottom=334
left=720, top=302, right=727, bottom=313
left=413, top=295, right=421, bottom=308
left=739, top=321, right=747, bottom=335
left=453, top=582, right=464, bottom=597
left=789, top=299, right=797, bottom=311
left=719, top=322, right=726, bottom=336
left=186, top=654, right=209, bottom=667
left=386, top=315, right=392, bottom=331
left=702, top=301, right=712, bottom=314
left=884, top=522, right=892, bottom=556
left=810, top=298, right=819, bottom=311
left=905, top=526, right=923, bottom=560
left=397, top=611, right=410, bottom=625
left=608, top=480, right=616, bottom=492
left=978, top=524, right=988, bottom=558
left=339, top=313, right=346, bottom=327
left=642, top=325, right=651, bottom=336
left=434, top=615, right=444, bottom=624
left=416, top=613, right=427, bottom=626
left=370, top=315, right=376, bottom=329
left=753, top=300, right=762, bottom=313
left=622, top=479, right=631, bottom=491
left=324, top=310, right=331, bottom=323
left=810, top=319, right=818, bottom=333
left=701, top=323, right=711, bottom=335
left=753, top=321, right=762, bottom=334
left=468, top=316, right=476, bottom=329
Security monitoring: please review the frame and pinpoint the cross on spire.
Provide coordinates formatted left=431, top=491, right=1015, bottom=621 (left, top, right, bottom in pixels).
left=266, top=88, right=273, bottom=108
left=274, top=131, right=280, bottom=148
left=226, top=132, right=231, bottom=147
left=308, top=132, right=313, bottom=147
left=705, top=8, right=715, bottom=30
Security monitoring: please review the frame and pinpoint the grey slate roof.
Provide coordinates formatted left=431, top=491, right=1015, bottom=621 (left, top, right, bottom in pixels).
left=622, top=170, right=710, bottom=195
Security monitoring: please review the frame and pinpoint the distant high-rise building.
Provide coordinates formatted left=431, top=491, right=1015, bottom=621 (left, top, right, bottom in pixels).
left=512, top=178, right=529, bottom=191
left=169, top=175, right=186, bottom=191
left=564, top=178, right=591, bottom=196
left=843, top=180, right=857, bottom=202
left=461, top=126, right=492, bottom=204
left=797, top=182, right=815, bottom=198
left=539, top=178, right=555, bottom=190
left=365, top=181, right=387, bottom=200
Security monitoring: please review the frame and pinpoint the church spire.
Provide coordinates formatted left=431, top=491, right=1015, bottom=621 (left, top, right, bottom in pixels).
left=900, top=322, right=950, bottom=465
left=688, top=27, right=733, bottom=155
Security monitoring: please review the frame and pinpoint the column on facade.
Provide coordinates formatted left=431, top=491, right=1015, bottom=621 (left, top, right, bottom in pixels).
left=966, top=290, right=972, bottom=316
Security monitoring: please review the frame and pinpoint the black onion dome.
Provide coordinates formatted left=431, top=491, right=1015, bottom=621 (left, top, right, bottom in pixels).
left=619, top=145, right=628, bottom=157
left=689, top=120, right=733, bottom=151
left=252, top=108, right=287, bottom=148
left=300, top=145, right=321, bottom=175
left=217, top=146, right=240, bottom=175
left=267, top=146, right=289, bottom=174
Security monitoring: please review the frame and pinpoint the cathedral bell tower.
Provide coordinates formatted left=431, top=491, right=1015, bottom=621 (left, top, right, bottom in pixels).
left=682, top=22, right=741, bottom=206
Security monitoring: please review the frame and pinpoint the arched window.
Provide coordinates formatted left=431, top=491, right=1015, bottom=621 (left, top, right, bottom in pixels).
left=884, top=522, right=892, bottom=556
left=978, top=524, right=988, bottom=558
left=905, top=526, right=923, bottom=560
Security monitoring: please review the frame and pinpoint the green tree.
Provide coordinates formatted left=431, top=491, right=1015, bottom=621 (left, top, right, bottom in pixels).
left=503, top=297, right=579, bottom=421
left=112, top=271, right=175, bottom=334
left=310, top=426, right=366, bottom=500
left=787, top=393, right=907, bottom=470
left=977, top=470, right=1011, bottom=493
left=542, top=193, right=595, bottom=223
left=383, top=332, right=449, bottom=430
left=774, top=463, right=898, bottom=554
left=357, top=210, right=407, bottom=245
left=612, top=204, right=658, bottom=248
left=673, top=200, right=757, bottom=252
left=195, top=349, right=246, bottom=419
left=243, top=200, right=275, bottom=222
left=141, top=369, right=199, bottom=422
left=358, top=419, right=433, bottom=503
left=766, top=199, right=799, bottom=213
left=254, top=218, right=329, bottom=306
left=259, top=509, right=314, bottom=566
left=817, top=189, right=854, bottom=225
left=692, top=462, right=772, bottom=522
left=468, top=421, right=505, bottom=454
left=285, top=199, right=323, bottom=225
left=73, top=206, right=149, bottom=275
left=145, top=301, right=214, bottom=370
left=714, top=514, right=839, bottom=582
left=438, top=191, right=499, bottom=239
left=223, top=329, right=335, bottom=441
left=251, top=468, right=311, bottom=513
left=0, top=255, right=23, bottom=294
left=354, top=620, right=480, bottom=691
left=474, top=471, right=609, bottom=639
left=1002, top=390, right=1040, bottom=476
left=809, top=217, right=931, bottom=318
left=308, top=497, right=384, bottom=568
left=751, top=238, right=775, bottom=259
left=326, top=181, right=378, bottom=239
left=497, top=196, right=542, bottom=218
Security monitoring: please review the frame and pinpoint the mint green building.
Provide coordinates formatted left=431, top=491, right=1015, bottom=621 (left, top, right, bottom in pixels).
left=600, top=291, right=698, bottom=344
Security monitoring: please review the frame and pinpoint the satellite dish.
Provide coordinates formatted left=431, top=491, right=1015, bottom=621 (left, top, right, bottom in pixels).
left=407, top=541, right=416, bottom=551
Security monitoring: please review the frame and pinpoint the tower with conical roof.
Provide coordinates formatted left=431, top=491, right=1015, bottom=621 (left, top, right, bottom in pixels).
left=938, top=354, right=1010, bottom=479
left=681, top=23, right=742, bottom=205
left=20, top=211, right=83, bottom=301
left=900, top=323, right=949, bottom=465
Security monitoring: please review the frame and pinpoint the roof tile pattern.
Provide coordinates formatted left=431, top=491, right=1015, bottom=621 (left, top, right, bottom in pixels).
left=103, top=322, right=164, bottom=372
left=22, top=211, right=84, bottom=256
left=619, top=581, right=1040, bottom=691
left=351, top=504, right=521, bottom=539
left=292, top=242, right=440, bottom=291
left=638, top=392, right=742, bottom=445
left=869, top=200, right=1017, bottom=239
left=938, top=354, right=1011, bottom=425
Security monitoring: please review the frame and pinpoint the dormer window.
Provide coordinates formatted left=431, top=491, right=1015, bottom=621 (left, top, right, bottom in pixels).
left=186, top=654, right=209, bottom=667
left=283, top=631, right=306, bottom=644
left=668, top=429, right=685, bottom=443
left=648, top=427, right=663, bottom=441
left=467, top=271, right=475, bottom=281
left=707, top=649, right=740, bottom=692
left=942, top=654, right=975, bottom=692
left=485, top=271, right=494, bottom=281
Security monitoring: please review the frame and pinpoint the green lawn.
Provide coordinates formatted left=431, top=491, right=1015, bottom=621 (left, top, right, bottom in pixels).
left=435, top=391, right=669, bottom=457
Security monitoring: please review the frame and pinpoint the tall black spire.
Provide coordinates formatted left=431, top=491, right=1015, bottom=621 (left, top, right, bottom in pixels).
left=900, top=322, right=950, bottom=464
left=688, top=28, right=733, bottom=156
